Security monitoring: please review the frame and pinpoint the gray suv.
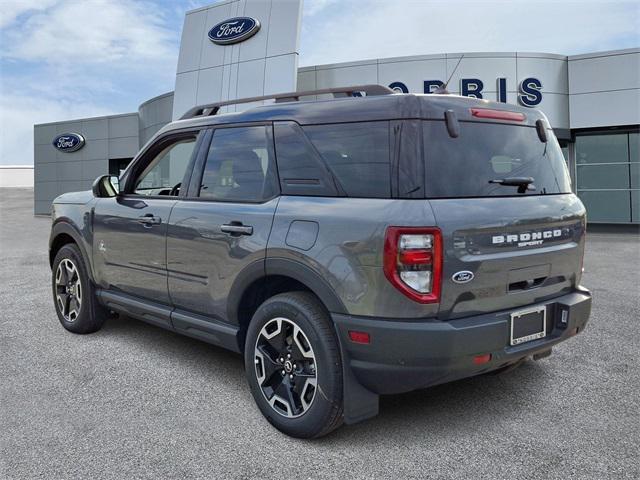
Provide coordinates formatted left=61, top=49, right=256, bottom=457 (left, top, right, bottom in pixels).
left=49, top=85, right=592, bottom=438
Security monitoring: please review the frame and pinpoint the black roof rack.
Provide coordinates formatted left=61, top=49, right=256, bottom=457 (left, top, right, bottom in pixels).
left=179, top=84, right=394, bottom=120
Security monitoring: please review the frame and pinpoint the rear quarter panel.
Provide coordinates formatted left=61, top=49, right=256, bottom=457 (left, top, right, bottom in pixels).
left=267, top=196, right=440, bottom=319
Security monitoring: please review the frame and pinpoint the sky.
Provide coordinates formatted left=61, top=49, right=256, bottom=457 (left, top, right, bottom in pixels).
left=1, top=0, right=638, bottom=166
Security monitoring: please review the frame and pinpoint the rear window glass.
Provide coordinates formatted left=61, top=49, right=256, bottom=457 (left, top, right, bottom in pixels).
left=423, top=121, right=571, bottom=197
left=303, top=122, right=391, bottom=198
left=274, top=122, right=339, bottom=197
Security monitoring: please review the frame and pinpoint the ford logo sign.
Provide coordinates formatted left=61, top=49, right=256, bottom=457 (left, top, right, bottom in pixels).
left=208, top=17, right=260, bottom=45
left=452, top=271, right=474, bottom=284
left=52, top=133, right=85, bottom=153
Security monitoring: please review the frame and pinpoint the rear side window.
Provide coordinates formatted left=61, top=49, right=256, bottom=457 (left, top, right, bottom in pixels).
left=199, top=126, right=278, bottom=202
left=274, top=122, right=339, bottom=197
left=302, top=122, right=391, bottom=198
left=423, top=120, right=572, bottom=197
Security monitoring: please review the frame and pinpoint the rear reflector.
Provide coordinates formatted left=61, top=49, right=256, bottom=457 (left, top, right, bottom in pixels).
left=473, top=353, right=492, bottom=365
left=470, top=108, right=526, bottom=122
left=399, top=249, right=433, bottom=265
left=348, top=330, right=370, bottom=344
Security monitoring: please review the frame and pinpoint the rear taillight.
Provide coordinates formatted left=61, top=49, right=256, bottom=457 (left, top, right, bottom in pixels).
left=383, top=227, right=442, bottom=303
left=579, top=218, right=587, bottom=282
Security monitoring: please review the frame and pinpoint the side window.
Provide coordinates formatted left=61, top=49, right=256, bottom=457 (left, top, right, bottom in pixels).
left=199, top=126, right=277, bottom=202
left=302, top=121, right=391, bottom=198
left=274, top=122, right=339, bottom=197
left=133, top=136, right=197, bottom=196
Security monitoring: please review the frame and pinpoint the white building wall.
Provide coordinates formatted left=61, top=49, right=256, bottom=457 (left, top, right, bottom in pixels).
left=0, top=166, right=34, bottom=188
left=138, top=92, right=175, bottom=147
left=172, top=0, right=303, bottom=119
left=568, top=48, right=640, bottom=129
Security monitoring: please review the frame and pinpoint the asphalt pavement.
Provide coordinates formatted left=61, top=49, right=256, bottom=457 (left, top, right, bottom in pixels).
left=1, top=188, right=638, bottom=479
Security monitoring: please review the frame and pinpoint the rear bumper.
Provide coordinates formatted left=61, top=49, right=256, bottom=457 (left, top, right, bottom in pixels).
left=333, top=287, right=591, bottom=396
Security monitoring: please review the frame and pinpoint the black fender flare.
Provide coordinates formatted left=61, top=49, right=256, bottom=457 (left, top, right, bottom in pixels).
left=49, top=220, right=95, bottom=282
left=226, top=257, right=347, bottom=326
left=264, top=258, right=346, bottom=314
left=225, top=257, right=372, bottom=423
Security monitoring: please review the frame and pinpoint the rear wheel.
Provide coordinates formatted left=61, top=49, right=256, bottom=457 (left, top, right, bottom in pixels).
left=52, top=244, right=109, bottom=334
left=244, top=292, right=343, bottom=438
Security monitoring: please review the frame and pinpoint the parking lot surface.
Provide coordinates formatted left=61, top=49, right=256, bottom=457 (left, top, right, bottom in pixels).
left=1, top=188, right=639, bottom=479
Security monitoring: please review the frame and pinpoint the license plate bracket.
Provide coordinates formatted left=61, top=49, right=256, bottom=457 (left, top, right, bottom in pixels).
left=510, top=306, right=546, bottom=346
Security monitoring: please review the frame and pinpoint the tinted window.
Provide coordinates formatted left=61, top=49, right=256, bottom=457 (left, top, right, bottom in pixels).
left=423, top=121, right=571, bottom=197
left=274, top=122, right=339, bottom=197
left=575, top=133, right=628, bottom=164
left=303, top=122, right=391, bottom=198
left=199, top=126, right=277, bottom=202
left=575, top=131, right=638, bottom=223
left=134, top=137, right=196, bottom=196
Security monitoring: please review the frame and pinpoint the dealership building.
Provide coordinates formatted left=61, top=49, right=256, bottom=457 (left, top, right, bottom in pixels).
left=34, top=0, right=639, bottom=223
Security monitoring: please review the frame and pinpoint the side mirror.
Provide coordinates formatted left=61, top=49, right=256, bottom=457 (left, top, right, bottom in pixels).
left=92, top=174, right=120, bottom=198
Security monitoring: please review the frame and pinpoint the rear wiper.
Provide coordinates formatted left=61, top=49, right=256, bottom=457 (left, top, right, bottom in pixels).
left=489, top=176, right=536, bottom=193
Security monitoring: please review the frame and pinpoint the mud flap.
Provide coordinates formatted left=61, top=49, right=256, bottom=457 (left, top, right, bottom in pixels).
left=337, top=332, right=379, bottom=425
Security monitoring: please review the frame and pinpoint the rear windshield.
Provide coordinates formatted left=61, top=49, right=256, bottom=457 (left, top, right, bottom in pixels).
left=423, top=120, right=571, bottom=197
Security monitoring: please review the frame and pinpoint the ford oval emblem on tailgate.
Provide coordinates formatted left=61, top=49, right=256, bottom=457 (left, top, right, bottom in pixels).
left=452, top=271, right=474, bottom=284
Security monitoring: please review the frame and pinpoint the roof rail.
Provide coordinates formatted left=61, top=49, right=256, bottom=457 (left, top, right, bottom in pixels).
left=179, top=84, right=395, bottom=120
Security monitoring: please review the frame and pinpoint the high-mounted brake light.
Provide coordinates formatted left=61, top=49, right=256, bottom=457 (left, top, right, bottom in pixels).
left=470, top=108, right=526, bottom=122
left=383, top=227, right=442, bottom=304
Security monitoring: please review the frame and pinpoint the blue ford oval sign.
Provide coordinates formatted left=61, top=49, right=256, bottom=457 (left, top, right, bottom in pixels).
left=452, top=271, right=474, bottom=284
left=208, top=17, right=260, bottom=45
left=52, top=133, right=85, bottom=153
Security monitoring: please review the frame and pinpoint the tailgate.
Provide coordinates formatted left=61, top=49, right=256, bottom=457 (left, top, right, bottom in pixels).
left=430, top=194, right=586, bottom=319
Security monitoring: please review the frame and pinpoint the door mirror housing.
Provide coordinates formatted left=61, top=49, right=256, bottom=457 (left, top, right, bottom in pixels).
left=92, top=174, right=120, bottom=198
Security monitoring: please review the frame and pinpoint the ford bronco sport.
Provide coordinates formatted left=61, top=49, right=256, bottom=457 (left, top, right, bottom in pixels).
left=49, top=85, right=592, bottom=438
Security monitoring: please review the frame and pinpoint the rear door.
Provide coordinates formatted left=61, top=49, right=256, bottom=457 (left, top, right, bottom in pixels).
left=166, top=124, right=279, bottom=322
left=420, top=119, right=586, bottom=319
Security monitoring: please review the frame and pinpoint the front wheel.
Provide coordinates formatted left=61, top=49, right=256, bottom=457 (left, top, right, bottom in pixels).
left=52, top=244, right=109, bottom=334
left=244, top=292, right=343, bottom=438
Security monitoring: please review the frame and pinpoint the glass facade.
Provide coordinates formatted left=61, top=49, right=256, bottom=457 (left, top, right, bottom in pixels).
left=575, top=131, right=640, bottom=223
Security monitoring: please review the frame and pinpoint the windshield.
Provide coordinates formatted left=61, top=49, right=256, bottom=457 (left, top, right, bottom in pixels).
left=423, top=120, right=571, bottom=197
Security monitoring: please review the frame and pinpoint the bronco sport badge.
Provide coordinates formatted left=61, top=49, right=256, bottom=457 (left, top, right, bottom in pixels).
left=492, top=229, right=563, bottom=248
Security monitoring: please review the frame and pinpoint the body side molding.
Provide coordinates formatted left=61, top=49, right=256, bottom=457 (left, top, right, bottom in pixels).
left=97, top=289, right=240, bottom=352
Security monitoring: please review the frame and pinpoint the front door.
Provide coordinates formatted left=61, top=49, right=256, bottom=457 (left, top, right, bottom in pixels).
left=93, top=131, right=201, bottom=304
left=167, top=125, right=280, bottom=321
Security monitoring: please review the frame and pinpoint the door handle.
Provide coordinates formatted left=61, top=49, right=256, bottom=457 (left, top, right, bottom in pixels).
left=220, top=223, right=253, bottom=236
left=138, top=214, right=162, bottom=226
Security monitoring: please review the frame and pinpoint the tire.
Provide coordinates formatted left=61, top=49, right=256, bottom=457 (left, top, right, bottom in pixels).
left=52, top=243, right=109, bottom=334
left=244, top=291, right=343, bottom=438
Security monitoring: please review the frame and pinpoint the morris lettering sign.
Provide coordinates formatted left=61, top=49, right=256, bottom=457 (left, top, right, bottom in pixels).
left=389, top=77, right=543, bottom=107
